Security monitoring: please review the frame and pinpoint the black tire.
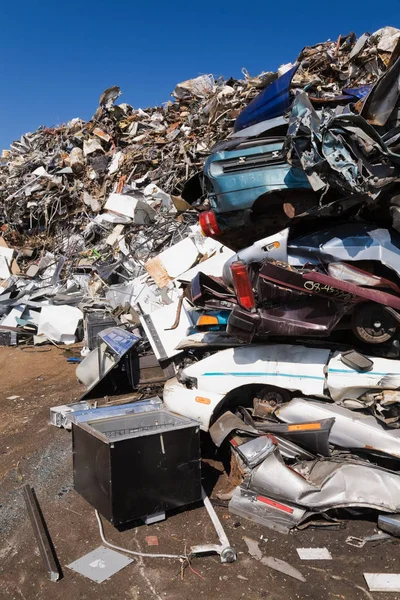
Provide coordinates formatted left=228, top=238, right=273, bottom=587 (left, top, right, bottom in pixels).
left=352, top=303, right=397, bottom=344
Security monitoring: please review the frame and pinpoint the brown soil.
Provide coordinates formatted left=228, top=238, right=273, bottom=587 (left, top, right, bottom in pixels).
left=0, top=346, right=399, bottom=600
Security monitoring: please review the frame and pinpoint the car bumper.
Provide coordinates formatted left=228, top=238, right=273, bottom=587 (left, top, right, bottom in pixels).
left=163, top=377, right=224, bottom=431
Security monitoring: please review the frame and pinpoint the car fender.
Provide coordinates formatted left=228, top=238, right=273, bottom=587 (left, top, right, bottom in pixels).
left=163, top=377, right=224, bottom=431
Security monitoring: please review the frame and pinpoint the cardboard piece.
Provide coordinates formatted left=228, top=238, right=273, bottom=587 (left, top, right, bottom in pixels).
left=105, top=193, right=156, bottom=224
left=145, top=237, right=199, bottom=288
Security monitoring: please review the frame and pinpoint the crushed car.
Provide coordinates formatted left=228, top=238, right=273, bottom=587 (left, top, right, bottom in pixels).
left=162, top=343, right=400, bottom=430
left=185, top=224, right=400, bottom=347
left=198, top=28, right=400, bottom=248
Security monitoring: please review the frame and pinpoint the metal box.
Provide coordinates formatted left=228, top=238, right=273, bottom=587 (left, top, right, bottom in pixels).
left=72, top=408, right=201, bottom=525
left=0, top=331, right=17, bottom=346
left=85, top=312, right=117, bottom=350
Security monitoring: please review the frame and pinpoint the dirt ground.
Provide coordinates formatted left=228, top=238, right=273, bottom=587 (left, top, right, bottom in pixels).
left=1, top=345, right=400, bottom=600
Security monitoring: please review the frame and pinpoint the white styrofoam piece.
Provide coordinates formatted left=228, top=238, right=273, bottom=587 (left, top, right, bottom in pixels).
left=296, top=547, right=332, bottom=560
left=158, top=237, right=199, bottom=278
left=105, top=193, right=156, bottom=223
left=146, top=237, right=199, bottom=288
left=0, top=256, right=10, bottom=279
left=364, top=573, right=400, bottom=592
left=108, top=150, right=122, bottom=174
left=1, top=305, right=25, bottom=327
left=0, top=246, right=15, bottom=261
left=37, top=305, right=83, bottom=344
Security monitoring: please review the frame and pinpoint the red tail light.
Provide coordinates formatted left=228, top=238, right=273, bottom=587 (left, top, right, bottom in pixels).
left=199, top=211, right=222, bottom=237
left=230, top=261, right=256, bottom=310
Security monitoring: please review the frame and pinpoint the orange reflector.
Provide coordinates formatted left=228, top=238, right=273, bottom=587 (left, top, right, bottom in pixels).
left=256, top=495, right=294, bottom=514
left=288, top=423, right=322, bottom=431
left=195, top=396, right=211, bottom=405
left=265, top=240, right=281, bottom=250
left=197, top=315, right=219, bottom=326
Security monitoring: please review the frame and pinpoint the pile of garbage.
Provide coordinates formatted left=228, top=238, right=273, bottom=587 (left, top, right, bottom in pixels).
left=0, top=71, right=268, bottom=237
left=5, top=24, right=400, bottom=549
left=0, top=69, right=273, bottom=342
left=287, top=27, right=400, bottom=214
left=2, top=25, right=400, bottom=344
left=161, top=26, right=400, bottom=538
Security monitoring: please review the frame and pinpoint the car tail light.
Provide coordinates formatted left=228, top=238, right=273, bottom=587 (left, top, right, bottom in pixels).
left=199, top=211, right=222, bottom=237
left=230, top=261, right=256, bottom=311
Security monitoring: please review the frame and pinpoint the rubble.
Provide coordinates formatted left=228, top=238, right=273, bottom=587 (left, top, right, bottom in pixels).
left=0, top=68, right=265, bottom=245
left=7, top=23, right=400, bottom=589
left=0, top=66, right=269, bottom=342
left=3, top=26, right=400, bottom=345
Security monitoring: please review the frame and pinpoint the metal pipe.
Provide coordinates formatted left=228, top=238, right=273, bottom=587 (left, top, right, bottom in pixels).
left=190, top=487, right=237, bottom=563
left=22, top=484, right=61, bottom=582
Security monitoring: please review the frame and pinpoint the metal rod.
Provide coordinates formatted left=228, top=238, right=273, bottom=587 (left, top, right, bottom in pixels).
left=201, top=487, right=230, bottom=548
left=22, top=484, right=61, bottom=582
left=190, top=488, right=236, bottom=563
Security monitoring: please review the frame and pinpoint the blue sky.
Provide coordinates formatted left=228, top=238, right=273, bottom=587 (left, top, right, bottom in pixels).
left=1, top=0, right=399, bottom=150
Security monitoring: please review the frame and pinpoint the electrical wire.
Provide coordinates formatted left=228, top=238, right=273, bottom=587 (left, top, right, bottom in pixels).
left=95, top=510, right=186, bottom=560
left=20, top=346, right=51, bottom=353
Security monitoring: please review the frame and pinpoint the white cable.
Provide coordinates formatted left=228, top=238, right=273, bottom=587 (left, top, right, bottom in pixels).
left=95, top=510, right=186, bottom=560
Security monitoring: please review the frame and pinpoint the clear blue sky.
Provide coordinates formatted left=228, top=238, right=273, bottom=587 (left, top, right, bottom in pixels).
left=1, top=0, right=399, bottom=150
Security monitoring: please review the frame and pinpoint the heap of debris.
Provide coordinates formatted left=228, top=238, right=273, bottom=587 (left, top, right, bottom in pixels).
left=12, top=25, right=400, bottom=589
left=0, top=72, right=267, bottom=241
left=2, top=25, right=400, bottom=348
left=0, top=70, right=274, bottom=343
left=292, top=27, right=400, bottom=94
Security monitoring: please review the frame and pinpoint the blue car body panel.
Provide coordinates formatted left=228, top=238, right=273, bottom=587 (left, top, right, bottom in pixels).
left=342, top=85, right=372, bottom=99
left=234, top=65, right=298, bottom=132
left=203, top=72, right=371, bottom=231
left=204, top=139, right=311, bottom=214
left=233, top=65, right=371, bottom=134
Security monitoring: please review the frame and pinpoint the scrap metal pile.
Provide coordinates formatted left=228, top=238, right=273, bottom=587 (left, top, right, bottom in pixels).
left=0, top=70, right=270, bottom=342
left=7, top=25, right=400, bottom=545
left=2, top=25, right=400, bottom=343
left=160, top=25, right=400, bottom=537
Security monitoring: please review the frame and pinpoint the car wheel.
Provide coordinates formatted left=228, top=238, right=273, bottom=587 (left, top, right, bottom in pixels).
left=253, top=385, right=292, bottom=417
left=352, top=303, right=397, bottom=344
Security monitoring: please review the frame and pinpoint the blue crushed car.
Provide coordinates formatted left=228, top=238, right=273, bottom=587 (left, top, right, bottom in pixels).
left=199, top=68, right=371, bottom=247
left=201, top=131, right=312, bottom=237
